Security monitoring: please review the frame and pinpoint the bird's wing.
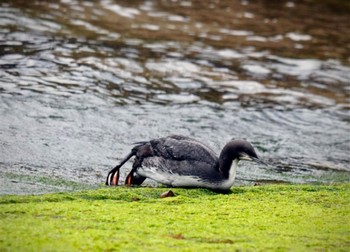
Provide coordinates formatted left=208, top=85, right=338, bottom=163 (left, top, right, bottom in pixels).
left=150, top=135, right=218, bottom=165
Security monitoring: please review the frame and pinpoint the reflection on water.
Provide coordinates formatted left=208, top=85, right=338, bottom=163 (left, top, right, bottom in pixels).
left=0, top=0, right=349, bottom=194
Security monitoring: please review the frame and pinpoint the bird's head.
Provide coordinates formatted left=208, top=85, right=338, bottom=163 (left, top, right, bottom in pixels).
left=224, top=139, right=266, bottom=165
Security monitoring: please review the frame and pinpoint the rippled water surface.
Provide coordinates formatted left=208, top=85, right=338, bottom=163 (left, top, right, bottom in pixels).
left=1, top=0, right=349, bottom=194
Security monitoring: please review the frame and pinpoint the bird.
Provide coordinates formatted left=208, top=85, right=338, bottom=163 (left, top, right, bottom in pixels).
left=106, top=135, right=264, bottom=191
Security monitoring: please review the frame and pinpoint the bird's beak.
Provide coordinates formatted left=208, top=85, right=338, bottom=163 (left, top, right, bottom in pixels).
left=251, top=156, right=268, bottom=166
left=240, top=154, right=267, bottom=166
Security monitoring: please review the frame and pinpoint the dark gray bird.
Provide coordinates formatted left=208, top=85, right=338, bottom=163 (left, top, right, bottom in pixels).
left=106, top=135, right=264, bottom=190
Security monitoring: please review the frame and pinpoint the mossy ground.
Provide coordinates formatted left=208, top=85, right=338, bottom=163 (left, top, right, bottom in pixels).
left=0, top=184, right=349, bottom=251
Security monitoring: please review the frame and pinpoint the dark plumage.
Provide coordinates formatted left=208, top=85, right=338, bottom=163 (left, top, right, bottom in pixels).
left=106, top=135, right=263, bottom=190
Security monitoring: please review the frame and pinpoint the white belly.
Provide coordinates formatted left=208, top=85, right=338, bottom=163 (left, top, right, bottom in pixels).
left=136, top=166, right=207, bottom=188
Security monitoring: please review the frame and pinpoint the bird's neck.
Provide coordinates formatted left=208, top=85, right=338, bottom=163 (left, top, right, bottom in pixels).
left=218, top=144, right=240, bottom=179
left=219, top=156, right=239, bottom=179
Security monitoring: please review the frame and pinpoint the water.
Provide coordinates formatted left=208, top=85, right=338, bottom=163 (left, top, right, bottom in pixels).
left=1, top=0, right=349, bottom=194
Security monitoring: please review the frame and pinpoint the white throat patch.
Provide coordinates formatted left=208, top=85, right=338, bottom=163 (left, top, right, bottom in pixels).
left=216, top=159, right=239, bottom=190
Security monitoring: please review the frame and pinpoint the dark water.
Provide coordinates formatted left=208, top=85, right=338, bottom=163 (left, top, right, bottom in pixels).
left=1, top=0, right=349, bottom=194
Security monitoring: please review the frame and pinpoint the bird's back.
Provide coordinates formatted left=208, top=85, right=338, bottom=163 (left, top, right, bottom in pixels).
left=150, top=135, right=218, bottom=163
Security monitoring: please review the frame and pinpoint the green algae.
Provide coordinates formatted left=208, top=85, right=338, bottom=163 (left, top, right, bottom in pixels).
left=0, top=184, right=349, bottom=251
left=0, top=171, right=99, bottom=195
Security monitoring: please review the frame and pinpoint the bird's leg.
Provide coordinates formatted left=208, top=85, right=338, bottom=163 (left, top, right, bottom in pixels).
left=106, top=165, right=120, bottom=186
left=106, top=151, right=135, bottom=186
left=125, top=159, right=147, bottom=187
left=125, top=170, right=147, bottom=186
left=125, top=171, right=134, bottom=187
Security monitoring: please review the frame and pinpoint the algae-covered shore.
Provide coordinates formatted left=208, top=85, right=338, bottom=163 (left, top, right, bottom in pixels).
left=0, top=184, right=349, bottom=251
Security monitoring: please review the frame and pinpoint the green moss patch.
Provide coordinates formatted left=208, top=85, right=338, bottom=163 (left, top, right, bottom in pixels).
left=1, top=184, right=349, bottom=251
